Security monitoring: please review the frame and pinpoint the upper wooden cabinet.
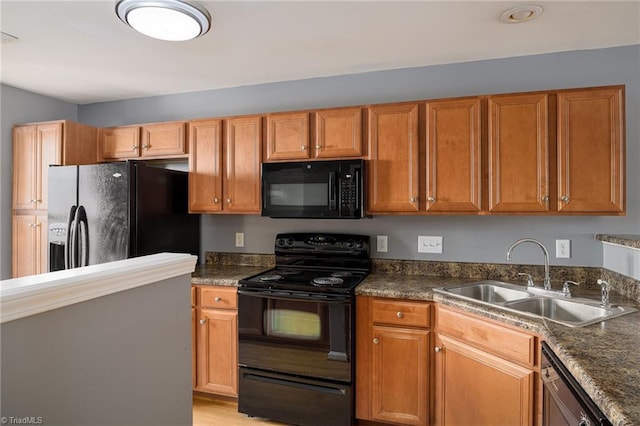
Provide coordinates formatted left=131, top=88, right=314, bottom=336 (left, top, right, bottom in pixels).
left=189, top=116, right=262, bottom=214
left=313, top=107, right=363, bottom=158
left=265, top=112, right=310, bottom=161
left=99, top=121, right=187, bottom=161
left=367, top=103, right=420, bottom=213
left=425, top=98, right=482, bottom=213
left=556, top=86, right=625, bottom=214
left=13, top=120, right=97, bottom=212
left=488, top=93, right=550, bottom=213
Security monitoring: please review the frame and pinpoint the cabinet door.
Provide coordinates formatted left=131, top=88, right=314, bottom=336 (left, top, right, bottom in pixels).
left=12, top=126, right=38, bottom=210
left=371, top=325, right=430, bottom=426
left=367, top=103, right=420, bottom=213
left=223, top=116, right=262, bottom=213
left=434, top=334, right=534, bottom=426
left=557, top=87, right=624, bottom=213
left=313, top=107, right=363, bottom=158
left=489, top=93, right=549, bottom=212
left=99, top=126, right=140, bottom=160
left=265, top=112, right=310, bottom=161
left=12, top=214, right=45, bottom=278
left=188, top=120, right=223, bottom=212
left=37, top=122, right=63, bottom=211
left=425, top=98, right=481, bottom=212
left=192, top=306, right=197, bottom=389
left=141, top=121, right=187, bottom=157
left=196, top=308, right=238, bottom=396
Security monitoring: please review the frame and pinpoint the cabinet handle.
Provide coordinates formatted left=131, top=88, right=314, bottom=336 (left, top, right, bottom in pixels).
left=542, top=195, right=549, bottom=202
left=427, top=196, right=435, bottom=202
left=410, top=197, right=418, bottom=203
left=396, top=311, right=404, bottom=319
left=373, top=338, right=380, bottom=345
left=131, top=146, right=138, bottom=151
left=301, top=145, right=307, bottom=151
left=561, top=195, right=570, bottom=203
left=199, top=319, right=206, bottom=325
left=226, top=198, right=232, bottom=203
left=213, top=198, right=219, bottom=203
left=29, top=223, right=37, bottom=228
left=214, top=297, right=221, bottom=302
left=30, top=199, right=37, bottom=203
left=142, top=144, right=149, bottom=150
left=435, top=346, right=442, bottom=353
left=315, top=144, right=322, bottom=149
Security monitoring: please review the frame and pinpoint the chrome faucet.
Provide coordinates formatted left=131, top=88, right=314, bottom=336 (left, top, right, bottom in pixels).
left=597, top=279, right=611, bottom=309
left=506, top=238, right=552, bottom=290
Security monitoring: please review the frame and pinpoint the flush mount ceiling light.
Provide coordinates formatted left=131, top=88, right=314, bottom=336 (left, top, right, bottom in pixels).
left=116, top=0, right=211, bottom=41
left=500, top=5, right=543, bottom=24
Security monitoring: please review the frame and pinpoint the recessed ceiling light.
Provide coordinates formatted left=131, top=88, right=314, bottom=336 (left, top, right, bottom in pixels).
left=115, top=0, right=211, bottom=41
left=500, top=5, right=543, bottom=24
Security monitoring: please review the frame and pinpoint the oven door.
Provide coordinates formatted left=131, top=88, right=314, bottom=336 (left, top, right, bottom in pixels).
left=238, top=288, right=353, bottom=382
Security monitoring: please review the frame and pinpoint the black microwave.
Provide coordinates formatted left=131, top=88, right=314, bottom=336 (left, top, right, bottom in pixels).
left=262, top=159, right=365, bottom=219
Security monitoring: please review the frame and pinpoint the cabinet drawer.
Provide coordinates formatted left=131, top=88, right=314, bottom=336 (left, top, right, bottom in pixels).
left=200, top=286, right=237, bottom=309
left=372, top=298, right=431, bottom=328
left=437, top=306, right=536, bottom=367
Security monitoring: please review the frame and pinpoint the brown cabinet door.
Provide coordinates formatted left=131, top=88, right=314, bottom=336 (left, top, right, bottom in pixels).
left=367, top=103, right=420, bottom=213
left=223, top=116, right=262, bottom=213
left=434, top=333, right=534, bottom=426
left=488, top=93, right=549, bottom=212
left=196, top=308, right=238, bottom=397
left=371, top=325, right=430, bottom=426
left=313, top=107, right=363, bottom=158
left=37, top=123, right=63, bottom=212
left=425, top=98, right=481, bottom=213
left=140, top=121, right=187, bottom=157
left=12, top=214, right=44, bottom=278
left=188, top=120, right=223, bottom=212
left=99, top=126, right=141, bottom=160
left=265, top=112, right=310, bottom=161
left=192, top=306, right=197, bottom=389
left=12, top=126, right=38, bottom=210
left=557, top=87, right=625, bottom=213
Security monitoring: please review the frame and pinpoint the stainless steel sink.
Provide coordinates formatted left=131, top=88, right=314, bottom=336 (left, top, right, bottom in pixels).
left=434, top=280, right=638, bottom=327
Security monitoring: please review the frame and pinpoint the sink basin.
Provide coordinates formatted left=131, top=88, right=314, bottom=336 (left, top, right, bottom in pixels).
left=437, top=281, right=532, bottom=303
left=504, top=297, right=636, bottom=327
left=434, top=280, right=638, bottom=327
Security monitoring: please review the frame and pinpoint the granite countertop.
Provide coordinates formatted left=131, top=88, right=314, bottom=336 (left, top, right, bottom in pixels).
left=192, top=265, right=640, bottom=425
left=596, top=234, right=640, bottom=250
left=358, top=273, right=640, bottom=426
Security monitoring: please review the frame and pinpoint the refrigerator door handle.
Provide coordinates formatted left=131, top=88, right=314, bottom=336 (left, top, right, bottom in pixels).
left=76, top=206, right=90, bottom=267
left=65, top=205, right=77, bottom=270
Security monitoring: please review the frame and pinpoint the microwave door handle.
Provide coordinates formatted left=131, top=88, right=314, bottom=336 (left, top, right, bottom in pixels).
left=329, top=171, right=337, bottom=210
left=355, top=169, right=361, bottom=211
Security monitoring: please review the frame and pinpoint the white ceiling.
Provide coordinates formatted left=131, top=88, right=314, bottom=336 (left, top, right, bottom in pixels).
left=1, top=1, right=639, bottom=105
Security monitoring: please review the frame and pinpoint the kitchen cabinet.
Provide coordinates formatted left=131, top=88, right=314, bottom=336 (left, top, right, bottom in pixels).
left=265, top=111, right=310, bottom=161
left=188, top=116, right=262, bottom=213
left=194, top=286, right=238, bottom=397
left=99, top=121, right=187, bottom=160
left=12, top=120, right=97, bottom=278
left=192, top=287, right=197, bottom=388
left=312, top=107, right=363, bottom=158
left=12, top=214, right=47, bottom=278
left=357, top=296, right=432, bottom=426
left=366, top=102, right=420, bottom=213
left=434, top=305, right=537, bottom=426
left=424, top=98, right=481, bottom=213
left=556, top=86, right=624, bottom=214
left=488, top=93, right=550, bottom=212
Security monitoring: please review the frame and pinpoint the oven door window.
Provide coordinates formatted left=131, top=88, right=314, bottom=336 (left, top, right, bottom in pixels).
left=266, top=300, right=322, bottom=340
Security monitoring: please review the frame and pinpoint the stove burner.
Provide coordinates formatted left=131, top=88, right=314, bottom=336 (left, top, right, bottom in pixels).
left=331, top=271, right=353, bottom=278
left=259, top=274, right=283, bottom=282
left=312, top=277, right=344, bottom=286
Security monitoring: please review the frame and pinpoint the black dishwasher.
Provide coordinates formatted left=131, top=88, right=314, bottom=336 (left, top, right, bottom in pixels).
left=541, top=342, right=612, bottom=426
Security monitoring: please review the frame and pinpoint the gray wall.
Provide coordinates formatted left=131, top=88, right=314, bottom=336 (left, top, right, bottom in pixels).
left=0, top=274, right=193, bottom=426
left=0, top=85, right=78, bottom=279
left=79, top=45, right=640, bottom=268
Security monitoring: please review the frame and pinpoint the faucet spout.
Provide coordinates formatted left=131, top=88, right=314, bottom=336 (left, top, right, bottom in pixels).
left=506, top=238, right=551, bottom=290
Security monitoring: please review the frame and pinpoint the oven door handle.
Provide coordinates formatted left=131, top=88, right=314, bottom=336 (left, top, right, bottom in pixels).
left=238, top=288, right=351, bottom=303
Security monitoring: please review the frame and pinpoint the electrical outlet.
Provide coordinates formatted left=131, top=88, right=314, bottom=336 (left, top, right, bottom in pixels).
left=235, top=232, right=245, bottom=248
left=556, top=239, right=570, bottom=258
left=376, top=235, right=388, bottom=253
left=418, top=236, right=443, bottom=254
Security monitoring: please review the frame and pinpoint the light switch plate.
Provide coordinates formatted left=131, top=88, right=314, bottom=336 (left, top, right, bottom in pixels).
left=235, top=232, right=245, bottom=248
left=418, top=236, right=443, bottom=254
left=376, top=235, right=388, bottom=253
left=556, top=239, right=570, bottom=258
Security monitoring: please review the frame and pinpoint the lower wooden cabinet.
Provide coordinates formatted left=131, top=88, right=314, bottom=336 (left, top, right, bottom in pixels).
left=193, top=286, right=238, bottom=397
left=356, top=296, right=433, bottom=426
left=12, top=214, right=47, bottom=278
left=434, top=305, right=538, bottom=426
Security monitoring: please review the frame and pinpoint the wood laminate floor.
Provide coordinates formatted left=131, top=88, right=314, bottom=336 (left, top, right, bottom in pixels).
left=193, top=395, right=288, bottom=426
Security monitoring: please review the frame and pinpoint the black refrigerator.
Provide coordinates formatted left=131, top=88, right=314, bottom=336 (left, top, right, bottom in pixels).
left=48, top=161, right=200, bottom=272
